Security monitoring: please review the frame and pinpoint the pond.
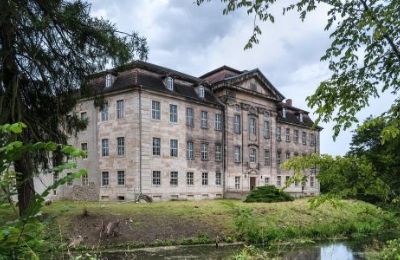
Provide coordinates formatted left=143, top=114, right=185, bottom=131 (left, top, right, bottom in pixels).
left=95, top=240, right=371, bottom=259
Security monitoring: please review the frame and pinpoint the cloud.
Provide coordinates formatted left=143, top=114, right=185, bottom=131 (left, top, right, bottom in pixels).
left=86, top=0, right=395, bottom=155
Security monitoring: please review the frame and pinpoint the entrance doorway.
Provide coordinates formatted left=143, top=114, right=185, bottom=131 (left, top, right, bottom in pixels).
left=250, top=177, right=256, bottom=190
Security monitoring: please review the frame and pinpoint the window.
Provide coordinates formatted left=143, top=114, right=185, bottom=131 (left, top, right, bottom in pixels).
left=264, top=149, right=271, bottom=166
left=302, top=131, right=307, bottom=145
left=299, top=113, right=303, bottom=123
left=264, top=177, right=270, bottom=185
left=199, top=85, right=205, bottom=98
left=264, top=120, right=270, bottom=139
left=152, top=171, right=161, bottom=186
left=282, top=108, right=287, bottom=118
left=152, top=101, right=161, bottom=120
left=310, top=133, right=316, bottom=146
left=249, top=117, right=256, bottom=135
left=285, top=128, right=290, bottom=142
left=201, top=111, right=208, bottom=128
left=286, top=151, right=291, bottom=160
left=234, top=146, right=241, bottom=162
left=186, top=107, right=194, bottom=127
left=170, top=104, right=178, bottom=123
left=250, top=82, right=257, bottom=91
left=276, top=127, right=281, bottom=141
left=285, top=176, right=290, bottom=185
left=277, top=151, right=282, bottom=165
left=81, top=143, right=88, bottom=159
left=215, top=113, right=222, bottom=131
left=186, top=141, right=194, bottom=160
left=101, top=102, right=108, bottom=121
left=166, top=76, right=174, bottom=91
left=67, top=172, right=73, bottom=186
left=215, top=144, right=222, bottom=161
left=153, top=138, right=161, bottom=156
left=235, top=176, right=240, bottom=189
left=201, top=143, right=209, bottom=160
left=277, top=176, right=281, bottom=187
left=310, top=176, right=315, bottom=187
left=294, top=130, right=299, bottom=143
left=82, top=173, right=88, bottom=186
left=249, top=148, right=257, bottom=163
left=102, top=139, right=109, bottom=156
left=216, top=172, right=222, bottom=186
left=80, top=112, right=87, bottom=121
left=170, top=171, right=178, bottom=186
left=170, top=139, right=178, bottom=157
left=102, top=171, right=109, bottom=186
left=234, top=115, right=241, bottom=134
left=294, top=152, right=299, bottom=157
left=117, top=137, right=125, bottom=156
left=202, top=172, right=208, bottom=186
left=105, top=74, right=113, bottom=88
left=117, top=171, right=125, bottom=185
left=116, top=100, right=124, bottom=119
left=187, top=172, right=194, bottom=185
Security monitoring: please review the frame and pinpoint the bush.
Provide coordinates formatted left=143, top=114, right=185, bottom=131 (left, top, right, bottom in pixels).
left=244, top=185, right=294, bottom=203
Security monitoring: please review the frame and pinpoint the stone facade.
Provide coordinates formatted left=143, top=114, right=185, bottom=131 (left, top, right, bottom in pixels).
left=37, top=61, right=321, bottom=201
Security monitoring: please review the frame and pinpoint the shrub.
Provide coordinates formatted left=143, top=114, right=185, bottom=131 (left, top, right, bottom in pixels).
left=244, top=185, right=294, bottom=203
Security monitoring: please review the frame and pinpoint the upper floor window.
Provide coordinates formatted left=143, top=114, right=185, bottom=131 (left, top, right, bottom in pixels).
left=170, top=139, right=178, bottom=157
left=199, top=85, right=205, bottom=98
left=285, top=128, right=291, bottom=142
left=152, top=101, right=161, bottom=120
left=101, top=171, right=109, bottom=186
left=276, top=126, right=281, bottom=142
left=234, top=114, right=241, bottom=134
left=310, top=133, right=316, bottom=146
left=310, top=176, right=315, bottom=187
left=277, top=150, right=282, bottom=165
left=81, top=143, right=88, bottom=159
left=101, top=139, right=109, bottom=157
left=186, top=107, right=194, bottom=127
left=264, top=120, right=270, bottom=139
left=116, top=100, right=124, bottom=119
left=294, top=130, right=299, bottom=143
left=105, top=74, right=113, bottom=88
left=166, top=76, right=174, bottom=91
left=302, top=131, right=307, bottom=145
left=187, top=141, right=194, bottom=160
left=201, top=111, right=208, bottom=129
left=101, top=102, right=108, bottom=121
left=153, top=137, right=161, bottom=156
left=117, top=137, right=125, bottom=156
left=249, top=117, right=256, bottom=135
left=277, top=176, right=281, bottom=187
left=215, top=113, right=222, bottom=131
left=82, top=172, right=88, bottom=186
left=249, top=148, right=257, bottom=163
left=264, top=149, right=271, bottom=166
left=299, top=113, right=304, bottom=123
left=201, top=143, right=209, bottom=160
left=234, top=146, right=241, bottom=162
left=215, top=143, right=222, bottom=161
left=170, top=104, right=178, bottom=123
left=282, top=108, right=287, bottom=118
left=286, top=151, right=291, bottom=160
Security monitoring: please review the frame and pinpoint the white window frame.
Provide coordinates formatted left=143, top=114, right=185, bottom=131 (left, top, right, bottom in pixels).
left=166, top=77, right=174, bottom=91
left=249, top=117, right=256, bottom=135
left=234, top=114, right=241, bottom=134
left=264, top=149, right=271, bottom=166
left=294, top=130, right=299, bottom=143
left=152, top=171, right=161, bottom=186
left=276, top=126, right=281, bottom=142
left=201, top=111, right=208, bottom=129
left=199, top=85, right=205, bottom=98
left=215, top=113, right=222, bottom=131
left=263, top=120, right=270, bottom=139
left=202, top=172, right=208, bottom=186
left=170, top=171, right=178, bottom=186
left=170, top=139, right=178, bottom=157
left=186, top=107, right=194, bottom=127
left=153, top=137, right=161, bottom=156
left=102, top=171, right=109, bottom=186
left=116, top=100, right=124, bottom=119
left=302, top=131, right=307, bottom=145
left=170, top=104, right=178, bottom=123
left=186, top=172, right=194, bottom=186
left=117, top=170, right=125, bottom=185
left=215, top=172, right=222, bottom=186
left=187, top=141, right=194, bottom=160
left=101, top=102, right=109, bottom=121
left=102, top=139, right=109, bottom=157
left=235, top=176, right=240, bottom=189
left=215, top=143, right=222, bottom=162
left=234, top=146, right=241, bottom=163
left=201, top=143, right=209, bottom=161
left=105, top=74, right=113, bottom=88
left=117, top=137, right=125, bottom=156
left=249, top=148, right=257, bottom=163
left=152, top=100, right=161, bottom=120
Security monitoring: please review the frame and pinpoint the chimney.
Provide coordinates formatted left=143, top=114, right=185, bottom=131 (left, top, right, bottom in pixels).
left=286, top=99, right=292, bottom=106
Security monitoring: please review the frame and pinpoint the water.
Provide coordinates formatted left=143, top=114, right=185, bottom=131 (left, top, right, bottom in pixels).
left=95, top=241, right=369, bottom=259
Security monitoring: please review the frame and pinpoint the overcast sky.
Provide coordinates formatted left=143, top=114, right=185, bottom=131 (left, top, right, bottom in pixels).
left=88, top=0, right=394, bottom=156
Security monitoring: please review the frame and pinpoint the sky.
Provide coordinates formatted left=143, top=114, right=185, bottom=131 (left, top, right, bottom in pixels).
left=88, top=0, right=395, bottom=155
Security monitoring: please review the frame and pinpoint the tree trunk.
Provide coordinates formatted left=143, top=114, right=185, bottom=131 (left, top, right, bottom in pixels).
left=14, top=153, right=35, bottom=216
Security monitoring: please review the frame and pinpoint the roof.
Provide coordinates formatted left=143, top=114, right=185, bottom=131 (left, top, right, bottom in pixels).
left=199, top=65, right=243, bottom=79
left=277, top=109, right=323, bottom=130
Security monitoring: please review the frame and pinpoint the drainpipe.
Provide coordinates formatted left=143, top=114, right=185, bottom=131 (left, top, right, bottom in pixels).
left=222, top=104, right=226, bottom=197
left=139, top=86, right=142, bottom=195
left=241, top=107, right=244, bottom=194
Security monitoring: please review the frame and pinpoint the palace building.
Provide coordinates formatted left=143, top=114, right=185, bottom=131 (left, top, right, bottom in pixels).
left=35, top=61, right=321, bottom=201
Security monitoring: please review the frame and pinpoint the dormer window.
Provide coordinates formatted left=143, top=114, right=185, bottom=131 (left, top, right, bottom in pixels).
left=299, top=113, right=303, bottom=123
left=166, top=76, right=174, bottom=91
left=105, top=73, right=113, bottom=88
left=199, top=85, right=205, bottom=98
left=282, top=108, right=286, bottom=118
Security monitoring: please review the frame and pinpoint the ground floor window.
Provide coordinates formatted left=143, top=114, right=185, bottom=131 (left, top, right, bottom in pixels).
left=264, top=177, right=269, bottom=185
left=202, top=172, right=208, bottom=186
left=187, top=172, right=194, bottom=185
left=285, top=176, right=290, bottom=186
left=117, top=171, right=125, bottom=185
left=102, top=171, right=109, bottom=186
left=216, top=172, right=222, bottom=186
left=235, top=176, right=240, bottom=189
left=277, top=176, right=281, bottom=187
left=170, top=171, right=178, bottom=186
left=152, top=171, right=161, bottom=186
left=81, top=173, right=88, bottom=186
left=310, top=176, right=315, bottom=187
left=67, top=172, right=73, bottom=186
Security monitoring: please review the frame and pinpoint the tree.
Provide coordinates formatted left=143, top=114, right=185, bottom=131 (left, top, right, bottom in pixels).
left=197, top=0, right=400, bottom=139
left=0, top=0, right=148, bottom=215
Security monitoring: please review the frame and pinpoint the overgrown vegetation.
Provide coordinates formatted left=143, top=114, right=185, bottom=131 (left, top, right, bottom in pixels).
left=244, top=185, right=293, bottom=203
